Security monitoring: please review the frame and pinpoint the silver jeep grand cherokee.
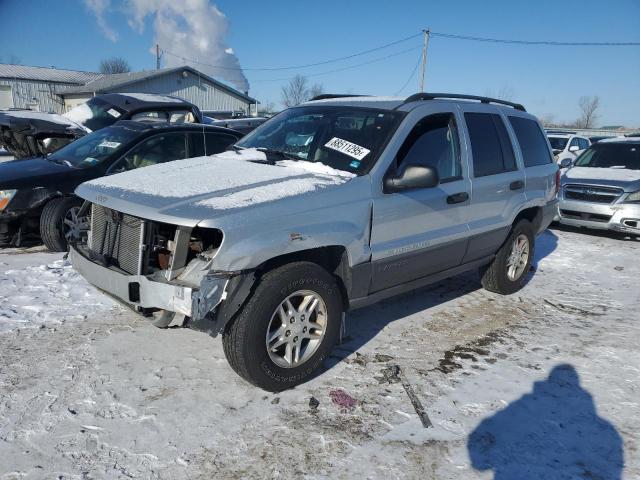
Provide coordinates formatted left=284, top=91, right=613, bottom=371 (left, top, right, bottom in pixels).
left=69, top=93, right=559, bottom=391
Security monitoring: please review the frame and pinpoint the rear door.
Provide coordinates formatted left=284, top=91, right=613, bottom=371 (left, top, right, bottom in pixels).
left=369, top=105, right=471, bottom=292
left=506, top=114, right=556, bottom=208
left=460, top=106, right=525, bottom=263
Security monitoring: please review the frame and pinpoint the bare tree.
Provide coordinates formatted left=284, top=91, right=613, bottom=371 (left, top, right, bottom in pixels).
left=538, top=113, right=557, bottom=127
left=281, top=75, right=309, bottom=107
left=496, top=85, right=515, bottom=101
left=281, top=75, right=324, bottom=107
left=576, top=96, right=600, bottom=129
left=99, top=57, right=131, bottom=74
left=308, top=83, right=324, bottom=100
left=258, top=100, right=278, bottom=116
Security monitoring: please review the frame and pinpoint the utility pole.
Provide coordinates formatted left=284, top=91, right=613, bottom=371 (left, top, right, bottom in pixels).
left=419, top=29, right=430, bottom=92
left=156, top=44, right=161, bottom=70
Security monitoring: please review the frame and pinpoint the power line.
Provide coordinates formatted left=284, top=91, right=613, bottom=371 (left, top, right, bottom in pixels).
left=251, top=45, right=422, bottom=83
left=394, top=51, right=423, bottom=96
left=161, top=32, right=422, bottom=72
left=430, top=31, right=640, bottom=46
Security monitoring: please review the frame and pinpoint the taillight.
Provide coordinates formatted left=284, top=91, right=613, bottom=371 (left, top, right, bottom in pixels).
left=555, top=170, right=561, bottom=196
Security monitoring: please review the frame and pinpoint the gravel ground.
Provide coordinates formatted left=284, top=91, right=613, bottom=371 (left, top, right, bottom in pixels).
left=0, top=226, right=638, bottom=479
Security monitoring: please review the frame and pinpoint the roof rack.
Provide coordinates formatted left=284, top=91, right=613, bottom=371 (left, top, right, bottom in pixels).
left=401, top=92, right=526, bottom=112
left=309, top=94, right=369, bottom=101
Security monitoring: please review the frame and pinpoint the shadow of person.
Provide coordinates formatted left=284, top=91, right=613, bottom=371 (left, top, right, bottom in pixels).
left=467, top=364, right=624, bottom=480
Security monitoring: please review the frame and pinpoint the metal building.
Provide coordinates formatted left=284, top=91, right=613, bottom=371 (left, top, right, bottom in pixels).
left=0, top=64, right=100, bottom=113
left=58, top=66, right=257, bottom=114
left=0, top=64, right=257, bottom=115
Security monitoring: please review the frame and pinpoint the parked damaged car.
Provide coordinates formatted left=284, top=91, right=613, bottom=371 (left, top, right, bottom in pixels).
left=0, top=121, right=241, bottom=250
left=68, top=93, right=558, bottom=391
left=0, top=93, right=203, bottom=159
left=557, top=138, right=640, bottom=236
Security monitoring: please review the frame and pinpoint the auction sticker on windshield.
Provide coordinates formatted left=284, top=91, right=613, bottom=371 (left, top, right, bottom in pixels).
left=324, top=137, right=370, bottom=161
left=98, top=141, right=121, bottom=149
left=107, top=109, right=121, bottom=118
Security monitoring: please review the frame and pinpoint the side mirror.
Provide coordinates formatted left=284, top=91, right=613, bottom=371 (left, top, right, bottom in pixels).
left=384, top=164, right=439, bottom=193
left=568, top=145, right=580, bottom=152
left=559, top=158, right=573, bottom=169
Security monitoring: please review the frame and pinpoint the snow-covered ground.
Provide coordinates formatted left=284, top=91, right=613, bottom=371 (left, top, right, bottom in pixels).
left=0, top=226, right=638, bottom=479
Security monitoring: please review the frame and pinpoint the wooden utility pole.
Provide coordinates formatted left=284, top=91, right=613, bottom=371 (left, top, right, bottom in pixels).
left=156, top=44, right=161, bottom=70
left=419, top=29, right=430, bottom=92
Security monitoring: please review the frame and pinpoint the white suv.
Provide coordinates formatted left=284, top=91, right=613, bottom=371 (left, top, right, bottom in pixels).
left=547, top=133, right=591, bottom=164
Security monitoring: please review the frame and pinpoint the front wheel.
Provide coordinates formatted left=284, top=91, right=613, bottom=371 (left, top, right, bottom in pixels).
left=40, top=197, right=87, bottom=252
left=222, top=262, right=342, bottom=391
left=481, top=220, right=534, bottom=295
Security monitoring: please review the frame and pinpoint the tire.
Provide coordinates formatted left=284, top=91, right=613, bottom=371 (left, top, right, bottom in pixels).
left=40, top=197, right=84, bottom=252
left=481, top=219, right=535, bottom=295
left=222, top=261, right=342, bottom=391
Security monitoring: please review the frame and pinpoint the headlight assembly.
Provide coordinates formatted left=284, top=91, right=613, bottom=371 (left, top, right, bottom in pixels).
left=625, top=190, right=640, bottom=203
left=0, top=190, right=17, bottom=211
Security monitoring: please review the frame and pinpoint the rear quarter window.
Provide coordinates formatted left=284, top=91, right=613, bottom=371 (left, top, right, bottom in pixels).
left=508, top=116, right=553, bottom=167
left=465, top=112, right=517, bottom=177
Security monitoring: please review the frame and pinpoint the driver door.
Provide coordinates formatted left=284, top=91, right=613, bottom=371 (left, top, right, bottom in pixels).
left=369, top=107, right=471, bottom=293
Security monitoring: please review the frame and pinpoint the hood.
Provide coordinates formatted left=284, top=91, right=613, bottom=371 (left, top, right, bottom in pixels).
left=562, top=166, right=640, bottom=192
left=0, top=156, right=88, bottom=190
left=0, top=110, right=88, bottom=159
left=76, top=149, right=357, bottom=227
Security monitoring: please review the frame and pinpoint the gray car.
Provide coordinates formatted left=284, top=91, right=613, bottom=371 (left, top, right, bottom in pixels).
left=558, top=138, right=640, bottom=235
left=67, top=93, right=559, bottom=391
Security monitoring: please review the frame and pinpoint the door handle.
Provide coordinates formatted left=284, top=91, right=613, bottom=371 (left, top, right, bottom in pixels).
left=446, top=192, right=469, bottom=204
left=510, top=180, right=524, bottom=190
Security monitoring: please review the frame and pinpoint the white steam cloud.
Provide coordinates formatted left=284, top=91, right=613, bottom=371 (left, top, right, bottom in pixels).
left=84, top=0, right=118, bottom=42
left=84, top=0, right=249, bottom=92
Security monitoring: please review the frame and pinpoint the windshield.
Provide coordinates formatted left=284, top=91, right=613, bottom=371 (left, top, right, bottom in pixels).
left=235, top=106, right=403, bottom=175
left=574, top=143, right=640, bottom=170
left=548, top=136, right=569, bottom=150
left=63, top=97, right=124, bottom=132
left=47, top=126, right=139, bottom=168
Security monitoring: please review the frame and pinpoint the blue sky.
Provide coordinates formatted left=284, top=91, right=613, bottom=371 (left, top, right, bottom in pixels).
left=1, top=0, right=639, bottom=126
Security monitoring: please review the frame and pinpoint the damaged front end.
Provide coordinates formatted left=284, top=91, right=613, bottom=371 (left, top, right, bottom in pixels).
left=69, top=203, right=253, bottom=337
left=0, top=111, right=87, bottom=159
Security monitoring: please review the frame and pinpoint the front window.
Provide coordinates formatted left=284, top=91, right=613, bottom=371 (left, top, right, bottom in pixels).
left=574, top=143, right=640, bottom=170
left=235, top=106, right=403, bottom=175
left=47, top=126, right=139, bottom=168
left=63, top=97, right=124, bottom=131
left=548, top=136, right=569, bottom=151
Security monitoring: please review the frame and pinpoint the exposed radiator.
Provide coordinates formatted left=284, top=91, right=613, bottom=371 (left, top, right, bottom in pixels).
left=89, top=204, right=144, bottom=275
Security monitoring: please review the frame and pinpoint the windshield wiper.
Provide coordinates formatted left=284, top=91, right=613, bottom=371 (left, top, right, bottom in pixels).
left=46, top=156, right=73, bottom=167
left=256, top=147, right=298, bottom=161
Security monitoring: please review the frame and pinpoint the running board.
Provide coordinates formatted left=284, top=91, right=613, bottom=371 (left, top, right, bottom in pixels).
left=348, top=256, right=494, bottom=310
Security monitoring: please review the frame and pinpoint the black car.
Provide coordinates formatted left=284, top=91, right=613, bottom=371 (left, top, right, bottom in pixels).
left=0, top=93, right=203, bottom=159
left=0, top=120, right=241, bottom=251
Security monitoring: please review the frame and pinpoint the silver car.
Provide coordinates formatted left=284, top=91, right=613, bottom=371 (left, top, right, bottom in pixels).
left=68, top=93, right=559, bottom=391
left=558, top=138, right=640, bottom=235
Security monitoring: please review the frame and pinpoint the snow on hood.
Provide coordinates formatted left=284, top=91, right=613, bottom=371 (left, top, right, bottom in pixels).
left=62, top=103, right=93, bottom=130
left=564, top=166, right=640, bottom=182
left=80, top=149, right=355, bottom=212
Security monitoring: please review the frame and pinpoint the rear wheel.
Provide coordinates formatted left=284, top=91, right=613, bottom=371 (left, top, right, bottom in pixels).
left=222, top=262, right=342, bottom=391
left=40, top=197, right=87, bottom=252
left=481, top=220, right=534, bottom=295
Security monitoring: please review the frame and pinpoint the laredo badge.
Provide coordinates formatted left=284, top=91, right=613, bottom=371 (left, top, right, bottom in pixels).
left=324, top=137, right=370, bottom=161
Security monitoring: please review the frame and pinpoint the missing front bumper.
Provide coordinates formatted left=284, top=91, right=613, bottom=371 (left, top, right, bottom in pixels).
left=69, top=245, right=229, bottom=320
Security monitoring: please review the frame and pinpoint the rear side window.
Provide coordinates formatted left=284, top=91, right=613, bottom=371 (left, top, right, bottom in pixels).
left=508, top=116, right=553, bottom=167
left=465, top=113, right=516, bottom=177
left=190, top=132, right=237, bottom=157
